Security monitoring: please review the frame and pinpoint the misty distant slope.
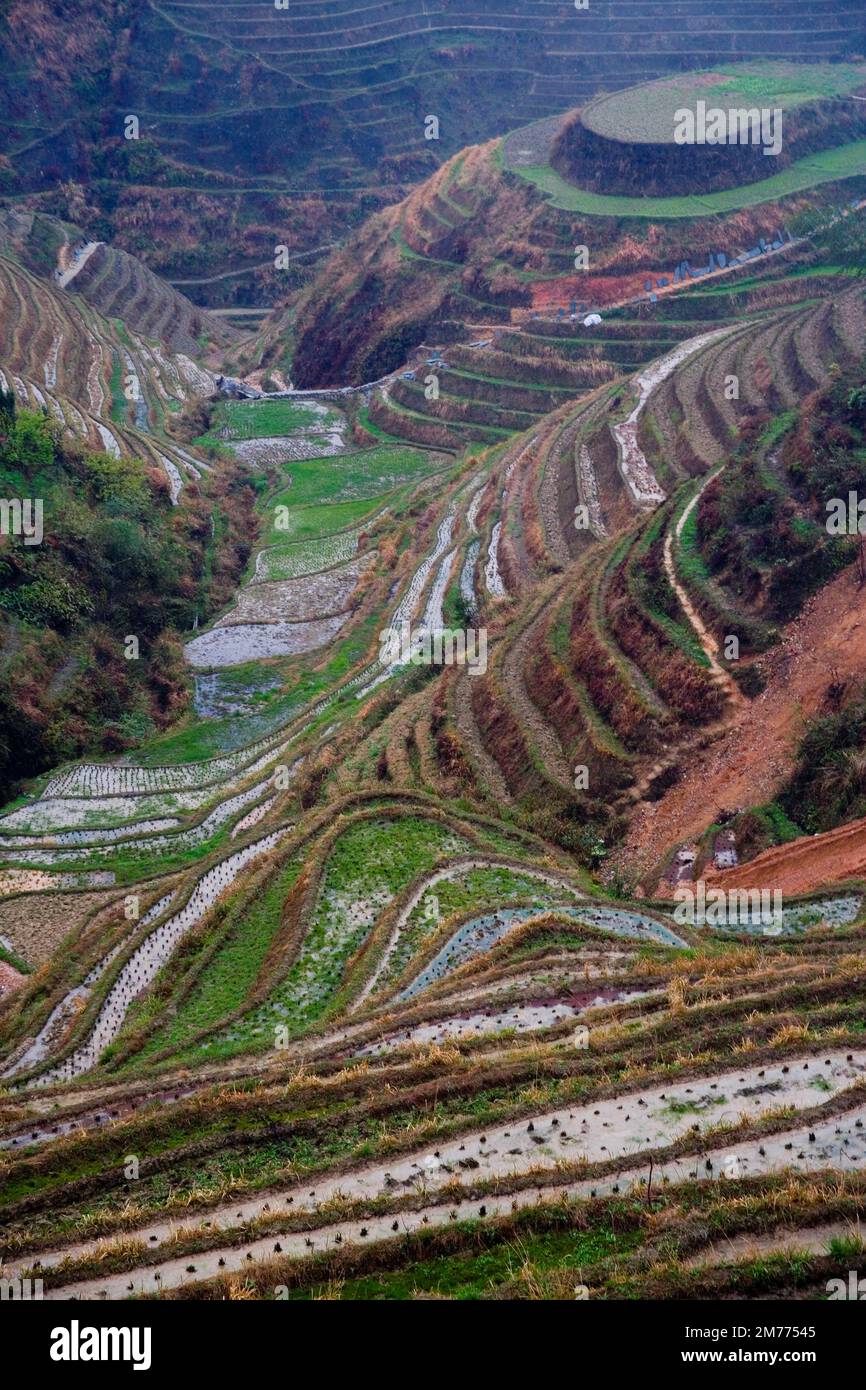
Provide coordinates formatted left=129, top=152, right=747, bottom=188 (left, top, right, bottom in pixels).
left=1, top=0, right=864, bottom=299
left=70, top=242, right=237, bottom=356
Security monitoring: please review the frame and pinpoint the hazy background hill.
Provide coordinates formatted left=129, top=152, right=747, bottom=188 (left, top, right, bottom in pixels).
left=2, top=0, right=864, bottom=329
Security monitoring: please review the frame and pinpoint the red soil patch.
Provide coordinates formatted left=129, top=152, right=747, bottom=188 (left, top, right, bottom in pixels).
left=702, top=815, right=866, bottom=896
left=530, top=273, right=650, bottom=311
left=0, top=958, right=24, bottom=997
left=621, top=562, right=866, bottom=887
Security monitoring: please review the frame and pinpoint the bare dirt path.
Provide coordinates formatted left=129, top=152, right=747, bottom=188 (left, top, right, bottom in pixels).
left=621, top=562, right=866, bottom=884
left=56, top=243, right=101, bottom=290
left=663, top=470, right=745, bottom=708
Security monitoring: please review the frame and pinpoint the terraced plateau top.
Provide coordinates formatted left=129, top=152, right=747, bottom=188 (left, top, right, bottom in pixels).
left=581, top=60, right=866, bottom=144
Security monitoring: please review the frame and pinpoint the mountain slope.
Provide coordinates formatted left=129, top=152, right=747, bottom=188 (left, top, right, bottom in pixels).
left=2, top=1, right=865, bottom=306
left=5, top=52, right=866, bottom=1309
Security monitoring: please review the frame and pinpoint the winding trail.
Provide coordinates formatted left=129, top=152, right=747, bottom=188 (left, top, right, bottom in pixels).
left=56, top=243, right=101, bottom=290
left=621, top=557, right=866, bottom=878
left=663, top=469, right=746, bottom=708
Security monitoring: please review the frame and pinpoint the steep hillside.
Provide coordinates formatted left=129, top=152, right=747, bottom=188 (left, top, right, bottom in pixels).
left=2, top=248, right=866, bottom=1305
left=2, top=1, right=864, bottom=308
left=0, top=398, right=255, bottom=800
left=613, top=343, right=866, bottom=883
left=0, top=212, right=259, bottom=800
left=60, top=241, right=237, bottom=358
left=6, top=45, right=866, bottom=1314
left=287, top=65, right=866, bottom=393
left=0, top=211, right=229, bottom=466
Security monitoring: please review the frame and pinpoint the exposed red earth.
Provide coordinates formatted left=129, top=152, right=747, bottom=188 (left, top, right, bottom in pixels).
left=622, top=562, right=866, bottom=888
left=0, top=959, right=23, bottom=997
left=704, top=816, right=866, bottom=897
left=530, top=273, right=651, bottom=311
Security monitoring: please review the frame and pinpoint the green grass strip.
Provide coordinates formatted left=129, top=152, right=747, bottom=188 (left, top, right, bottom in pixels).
left=505, top=140, right=866, bottom=219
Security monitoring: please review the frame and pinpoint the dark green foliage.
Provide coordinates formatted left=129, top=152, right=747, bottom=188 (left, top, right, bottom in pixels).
left=779, top=688, right=866, bottom=832
left=0, top=410, right=253, bottom=799
left=731, top=662, right=766, bottom=697
left=696, top=365, right=866, bottom=627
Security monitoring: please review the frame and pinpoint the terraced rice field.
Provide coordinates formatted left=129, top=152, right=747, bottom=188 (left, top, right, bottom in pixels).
left=0, top=231, right=221, bottom=507
left=20, top=0, right=857, bottom=302
left=185, top=422, right=449, bottom=669
left=3, top=247, right=866, bottom=1307
left=503, top=115, right=866, bottom=217
left=6, top=882, right=866, bottom=1303
left=581, top=62, right=866, bottom=144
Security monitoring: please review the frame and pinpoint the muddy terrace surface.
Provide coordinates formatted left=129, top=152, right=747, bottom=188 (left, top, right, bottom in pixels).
left=10, top=1047, right=866, bottom=1299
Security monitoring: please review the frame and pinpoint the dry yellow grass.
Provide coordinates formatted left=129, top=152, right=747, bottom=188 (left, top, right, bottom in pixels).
left=769, top=1022, right=813, bottom=1046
